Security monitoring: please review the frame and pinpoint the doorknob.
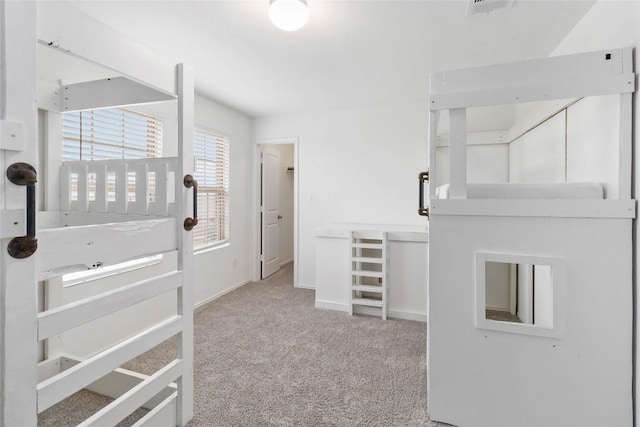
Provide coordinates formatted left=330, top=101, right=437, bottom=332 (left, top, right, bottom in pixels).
left=278, top=215, right=283, bottom=219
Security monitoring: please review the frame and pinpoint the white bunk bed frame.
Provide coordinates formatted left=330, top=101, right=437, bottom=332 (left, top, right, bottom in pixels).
left=426, top=47, right=636, bottom=426
left=1, top=2, right=195, bottom=426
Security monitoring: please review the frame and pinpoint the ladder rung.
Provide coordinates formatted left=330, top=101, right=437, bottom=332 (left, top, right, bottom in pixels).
left=352, top=243, right=383, bottom=249
left=352, top=270, right=383, bottom=278
left=351, top=257, right=383, bottom=264
left=352, top=297, right=383, bottom=308
left=352, top=285, right=383, bottom=293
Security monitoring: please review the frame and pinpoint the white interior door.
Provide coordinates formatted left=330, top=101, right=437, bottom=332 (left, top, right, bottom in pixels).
left=261, top=147, right=280, bottom=279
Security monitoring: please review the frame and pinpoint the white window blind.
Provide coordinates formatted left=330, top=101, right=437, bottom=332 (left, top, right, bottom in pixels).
left=194, top=128, right=229, bottom=248
left=63, top=107, right=163, bottom=161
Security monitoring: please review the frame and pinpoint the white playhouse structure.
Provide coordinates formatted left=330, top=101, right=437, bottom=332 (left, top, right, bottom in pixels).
left=426, top=48, right=635, bottom=426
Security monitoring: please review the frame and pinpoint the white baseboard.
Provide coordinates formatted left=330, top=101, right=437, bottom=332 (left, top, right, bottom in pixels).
left=295, top=283, right=316, bottom=290
left=385, top=309, right=427, bottom=323
left=315, top=300, right=347, bottom=311
left=280, top=258, right=293, bottom=267
left=195, top=279, right=251, bottom=310
left=315, top=299, right=427, bottom=322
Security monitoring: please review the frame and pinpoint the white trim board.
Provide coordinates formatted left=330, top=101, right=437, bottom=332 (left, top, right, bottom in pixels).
left=280, top=258, right=293, bottom=268
left=315, top=300, right=427, bottom=323
left=253, top=137, right=300, bottom=286
left=295, top=283, right=316, bottom=290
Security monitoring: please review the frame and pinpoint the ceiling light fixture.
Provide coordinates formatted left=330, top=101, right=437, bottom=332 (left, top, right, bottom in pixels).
left=269, top=0, right=309, bottom=32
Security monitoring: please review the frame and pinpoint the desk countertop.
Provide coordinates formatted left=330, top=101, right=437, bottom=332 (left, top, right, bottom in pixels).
left=316, top=223, right=428, bottom=242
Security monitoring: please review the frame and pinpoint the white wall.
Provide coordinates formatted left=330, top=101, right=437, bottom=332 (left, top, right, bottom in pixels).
left=485, top=261, right=510, bottom=311
left=435, top=143, right=509, bottom=187
left=567, top=94, right=620, bottom=198
left=193, top=94, right=253, bottom=306
left=506, top=95, right=621, bottom=196
left=253, top=103, right=429, bottom=288
left=509, top=111, right=566, bottom=183
left=136, top=95, right=255, bottom=307
left=547, top=0, right=640, bottom=417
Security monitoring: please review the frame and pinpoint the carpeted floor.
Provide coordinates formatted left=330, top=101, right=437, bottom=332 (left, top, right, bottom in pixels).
left=39, top=262, right=447, bottom=426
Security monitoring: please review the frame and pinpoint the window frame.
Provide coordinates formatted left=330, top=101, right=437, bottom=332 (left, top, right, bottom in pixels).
left=193, top=126, right=230, bottom=250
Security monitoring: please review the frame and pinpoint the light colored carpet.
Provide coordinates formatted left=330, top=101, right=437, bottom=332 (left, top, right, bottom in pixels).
left=39, top=262, right=448, bottom=426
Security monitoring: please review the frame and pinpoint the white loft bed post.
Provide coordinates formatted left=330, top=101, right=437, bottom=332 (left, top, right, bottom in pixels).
left=619, top=48, right=634, bottom=200
left=176, top=63, right=195, bottom=426
left=448, top=108, right=467, bottom=199
left=44, top=111, right=63, bottom=212
left=428, top=110, right=439, bottom=200
left=0, top=1, right=38, bottom=425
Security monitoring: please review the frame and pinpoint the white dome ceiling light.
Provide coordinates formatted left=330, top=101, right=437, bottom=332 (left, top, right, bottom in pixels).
left=269, top=0, right=309, bottom=32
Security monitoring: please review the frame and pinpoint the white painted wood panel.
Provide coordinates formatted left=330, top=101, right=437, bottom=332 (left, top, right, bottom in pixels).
left=430, top=48, right=634, bottom=110
left=431, top=74, right=634, bottom=110
left=60, top=77, right=176, bottom=113
left=77, top=360, right=182, bottom=427
left=533, top=265, right=553, bottom=329
left=84, top=367, right=177, bottom=410
left=176, top=63, right=195, bottom=426
left=430, top=199, right=635, bottom=219
left=434, top=48, right=629, bottom=93
left=428, top=215, right=632, bottom=426
left=132, top=393, right=177, bottom=427
left=448, top=108, right=467, bottom=198
left=37, top=315, right=182, bottom=413
left=0, top=2, right=39, bottom=425
left=38, top=270, right=182, bottom=339
left=37, top=218, right=177, bottom=279
left=37, top=2, right=177, bottom=95
left=134, top=162, right=149, bottom=215
left=517, top=264, right=533, bottom=324
left=0, top=208, right=25, bottom=238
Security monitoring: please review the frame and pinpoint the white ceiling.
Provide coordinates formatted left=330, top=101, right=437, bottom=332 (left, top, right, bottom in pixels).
left=65, top=0, right=596, bottom=118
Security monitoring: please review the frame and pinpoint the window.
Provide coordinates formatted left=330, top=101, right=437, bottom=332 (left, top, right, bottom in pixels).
left=193, top=128, right=230, bottom=248
left=63, top=107, right=163, bottom=161
left=63, top=107, right=164, bottom=210
left=475, top=252, right=562, bottom=338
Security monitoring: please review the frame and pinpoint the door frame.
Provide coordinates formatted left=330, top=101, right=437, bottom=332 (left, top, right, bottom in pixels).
left=253, top=137, right=299, bottom=286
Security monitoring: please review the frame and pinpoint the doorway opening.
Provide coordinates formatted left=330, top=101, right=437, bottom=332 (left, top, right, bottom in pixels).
left=255, top=139, right=298, bottom=284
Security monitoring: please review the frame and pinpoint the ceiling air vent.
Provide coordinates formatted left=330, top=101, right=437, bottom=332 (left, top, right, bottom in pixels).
left=467, top=0, right=515, bottom=15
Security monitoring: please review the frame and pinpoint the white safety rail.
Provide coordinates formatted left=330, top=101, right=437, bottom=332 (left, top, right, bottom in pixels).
left=60, top=157, right=178, bottom=217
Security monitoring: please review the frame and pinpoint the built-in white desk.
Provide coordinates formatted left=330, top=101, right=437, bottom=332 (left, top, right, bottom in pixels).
left=315, top=223, right=429, bottom=322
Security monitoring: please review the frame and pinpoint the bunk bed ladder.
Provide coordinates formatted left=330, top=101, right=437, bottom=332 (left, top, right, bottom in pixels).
left=349, top=231, right=388, bottom=320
